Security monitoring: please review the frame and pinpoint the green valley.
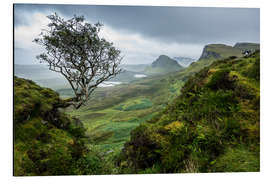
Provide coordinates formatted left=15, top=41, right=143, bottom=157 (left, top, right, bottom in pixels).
left=14, top=42, right=260, bottom=175
left=13, top=5, right=261, bottom=176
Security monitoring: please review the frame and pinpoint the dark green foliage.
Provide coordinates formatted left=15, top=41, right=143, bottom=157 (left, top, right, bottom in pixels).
left=14, top=77, right=104, bottom=176
left=206, top=69, right=235, bottom=90
left=242, top=54, right=260, bottom=81
left=14, top=77, right=61, bottom=124
left=118, top=125, right=162, bottom=172
left=118, top=51, right=260, bottom=173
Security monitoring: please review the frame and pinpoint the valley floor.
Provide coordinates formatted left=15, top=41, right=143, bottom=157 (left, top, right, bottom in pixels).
left=67, top=75, right=185, bottom=152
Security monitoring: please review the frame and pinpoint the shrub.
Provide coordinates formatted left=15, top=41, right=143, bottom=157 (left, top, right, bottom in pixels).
left=207, top=69, right=235, bottom=90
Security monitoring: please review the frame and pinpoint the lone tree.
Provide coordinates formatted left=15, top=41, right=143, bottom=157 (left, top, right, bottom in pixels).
left=34, top=13, right=122, bottom=109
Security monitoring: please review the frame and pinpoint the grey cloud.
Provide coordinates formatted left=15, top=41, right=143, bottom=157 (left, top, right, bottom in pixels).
left=14, top=4, right=260, bottom=45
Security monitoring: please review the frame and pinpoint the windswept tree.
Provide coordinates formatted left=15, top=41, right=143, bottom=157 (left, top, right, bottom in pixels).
left=34, top=13, right=122, bottom=109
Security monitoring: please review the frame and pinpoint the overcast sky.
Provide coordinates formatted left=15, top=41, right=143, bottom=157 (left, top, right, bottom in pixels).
left=14, top=4, right=260, bottom=64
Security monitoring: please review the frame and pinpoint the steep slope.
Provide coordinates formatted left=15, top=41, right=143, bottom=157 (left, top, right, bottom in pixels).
left=144, top=55, right=183, bottom=75
left=118, top=51, right=260, bottom=173
left=14, top=77, right=107, bottom=175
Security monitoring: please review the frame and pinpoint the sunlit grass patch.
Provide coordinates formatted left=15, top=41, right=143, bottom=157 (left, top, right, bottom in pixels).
left=114, top=98, right=153, bottom=111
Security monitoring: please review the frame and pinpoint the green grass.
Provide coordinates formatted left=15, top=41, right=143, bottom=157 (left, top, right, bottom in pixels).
left=67, top=45, right=239, bottom=154
left=67, top=74, right=185, bottom=151
left=211, top=145, right=260, bottom=172
left=14, top=77, right=107, bottom=176
left=119, top=51, right=260, bottom=173
left=15, top=44, right=260, bottom=175
left=115, top=98, right=153, bottom=111
left=68, top=98, right=157, bottom=151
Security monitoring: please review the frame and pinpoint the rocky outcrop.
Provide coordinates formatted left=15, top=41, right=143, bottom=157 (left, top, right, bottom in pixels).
left=198, top=44, right=243, bottom=61
left=199, top=46, right=221, bottom=60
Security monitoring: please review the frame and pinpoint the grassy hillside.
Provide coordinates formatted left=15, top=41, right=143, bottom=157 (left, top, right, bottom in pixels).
left=14, top=43, right=260, bottom=175
left=14, top=77, right=115, bottom=175
left=118, top=51, right=260, bottom=173
left=67, top=43, right=256, bottom=154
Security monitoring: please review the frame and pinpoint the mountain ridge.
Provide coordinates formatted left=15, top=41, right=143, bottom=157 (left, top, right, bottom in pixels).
left=198, top=44, right=242, bottom=60
left=233, top=42, right=260, bottom=52
left=199, top=43, right=260, bottom=61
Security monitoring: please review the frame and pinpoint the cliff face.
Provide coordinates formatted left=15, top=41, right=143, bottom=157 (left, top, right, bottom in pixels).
left=199, top=46, right=221, bottom=60
left=199, top=43, right=260, bottom=61
left=198, top=44, right=242, bottom=61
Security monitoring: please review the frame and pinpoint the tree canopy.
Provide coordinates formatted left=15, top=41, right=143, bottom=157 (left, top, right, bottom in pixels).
left=34, top=13, right=122, bottom=108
